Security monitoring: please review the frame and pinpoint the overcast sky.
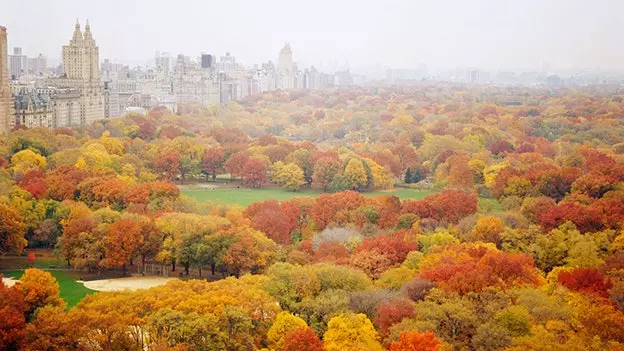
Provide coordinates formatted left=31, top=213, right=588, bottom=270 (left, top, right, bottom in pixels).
left=2, top=0, right=623, bottom=71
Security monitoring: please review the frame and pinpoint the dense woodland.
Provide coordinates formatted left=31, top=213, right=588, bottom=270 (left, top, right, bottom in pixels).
left=1, top=86, right=624, bottom=350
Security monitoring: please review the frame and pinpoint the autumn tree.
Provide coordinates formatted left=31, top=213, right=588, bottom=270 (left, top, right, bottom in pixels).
left=267, top=311, right=308, bottom=350
left=24, top=306, right=82, bottom=351
left=0, top=204, right=27, bottom=255
left=389, top=331, right=441, bottom=351
left=282, top=327, right=324, bottom=351
left=446, top=153, right=474, bottom=189
left=0, top=278, right=26, bottom=350
left=323, top=313, right=383, bottom=351
left=272, top=162, right=307, bottom=191
left=13, top=269, right=65, bottom=319
left=471, top=216, right=505, bottom=245
left=223, top=227, right=278, bottom=276
left=154, top=151, right=181, bottom=181
left=557, top=268, right=612, bottom=298
left=10, top=149, right=47, bottom=178
left=201, top=147, right=226, bottom=181
left=374, top=297, right=416, bottom=338
left=343, top=158, right=368, bottom=190
left=225, top=152, right=249, bottom=180
left=102, top=218, right=144, bottom=275
left=242, top=159, right=267, bottom=188
left=312, top=157, right=342, bottom=191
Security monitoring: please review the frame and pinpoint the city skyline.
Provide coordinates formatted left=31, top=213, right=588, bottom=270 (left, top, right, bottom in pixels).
left=3, top=0, right=624, bottom=72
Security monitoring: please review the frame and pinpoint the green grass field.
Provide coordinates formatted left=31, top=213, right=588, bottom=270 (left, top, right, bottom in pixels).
left=3, top=270, right=95, bottom=308
left=182, top=187, right=501, bottom=212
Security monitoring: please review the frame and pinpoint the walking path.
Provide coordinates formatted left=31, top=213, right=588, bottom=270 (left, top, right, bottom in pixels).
left=82, top=276, right=179, bottom=292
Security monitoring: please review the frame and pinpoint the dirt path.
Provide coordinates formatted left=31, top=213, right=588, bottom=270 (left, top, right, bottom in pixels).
left=82, top=276, right=179, bottom=292
left=2, top=277, right=18, bottom=287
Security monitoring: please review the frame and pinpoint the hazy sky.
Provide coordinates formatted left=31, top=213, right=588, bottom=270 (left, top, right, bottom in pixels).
left=3, top=0, right=623, bottom=71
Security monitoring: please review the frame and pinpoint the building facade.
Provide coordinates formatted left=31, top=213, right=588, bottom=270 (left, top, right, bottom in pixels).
left=54, top=20, right=105, bottom=127
left=13, top=89, right=54, bottom=128
left=0, top=26, right=12, bottom=133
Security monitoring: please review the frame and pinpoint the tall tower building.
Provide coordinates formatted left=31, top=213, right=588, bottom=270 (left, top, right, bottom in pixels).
left=57, top=19, right=104, bottom=127
left=0, top=26, right=12, bottom=133
left=278, top=43, right=293, bottom=73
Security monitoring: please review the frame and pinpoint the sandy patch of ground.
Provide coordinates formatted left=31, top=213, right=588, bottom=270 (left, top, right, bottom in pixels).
left=82, top=276, right=179, bottom=292
left=2, top=277, right=18, bottom=287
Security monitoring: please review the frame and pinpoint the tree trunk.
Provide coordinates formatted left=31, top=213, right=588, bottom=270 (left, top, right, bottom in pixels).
left=171, top=261, right=176, bottom=272
left=184, top=263, right=189, bottom=275
left=211, top=264, right=216, bottom=276
left=122, top=263, right=127, bottom=276
left=212, top=173, right=217, bottom=182
left=198, top=267, right=202, bottom=278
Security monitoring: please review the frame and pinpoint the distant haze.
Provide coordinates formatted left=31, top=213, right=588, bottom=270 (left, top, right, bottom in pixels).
left=3, top=0, right=624, bottom=71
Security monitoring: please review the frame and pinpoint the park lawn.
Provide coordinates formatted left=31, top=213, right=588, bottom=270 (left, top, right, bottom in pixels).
left=3, top=270, right=95, bottom=308
left=182, top=187, right=501, bottom=212
left=181, top=187, right=437, bottom=207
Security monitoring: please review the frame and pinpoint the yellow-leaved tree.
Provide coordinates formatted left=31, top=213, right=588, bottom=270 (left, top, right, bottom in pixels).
left=267, top=311, right=308, bottom=350
left=11, top=149, right=47, bottom=176
left=323, top=313, right=383, bottom=351
left=14, top=268, right=65, bottom=318
left=272, top=162, right=307, bottom=191
left=343, top=158, right=368, bottom=190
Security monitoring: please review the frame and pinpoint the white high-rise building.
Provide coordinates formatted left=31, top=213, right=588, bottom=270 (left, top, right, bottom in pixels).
left=9, top=47, right=26, bottom=79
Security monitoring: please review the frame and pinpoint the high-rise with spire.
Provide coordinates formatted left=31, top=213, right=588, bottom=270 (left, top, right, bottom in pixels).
left=278, top=43, right=294, bottom=73
left=0, top=26, right=11, bottom=133
left=55, top=19, right=104, bottom=127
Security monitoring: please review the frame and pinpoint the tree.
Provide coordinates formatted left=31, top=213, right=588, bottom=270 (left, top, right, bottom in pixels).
left=223, top=227, right=278, bottom=276
left=267, top=311, right=308, bottom=350
left=350, top=249, right=393, bottom=278
left=0, top=278, right=26, bottom=350
left=201, top=147, right=226, bottom=181
left=10, top=149, right=47, bottom=177
left=418, top=244, right=541, bottom=294
left=389, top=331, right=441, bottom=351
left=0, top=204, right=27, bottom=255
left=374, top=297, right=416, bottom=338
left=312, top=157, right=342, bottom=191
left=102, top=218, right=144, bottom=275
left=178, top=154, right=200, bottom=184
left=488, top=140, right=514, bottom=155
left=13, top=269, right=65, bottom=319
left=24, top=306, right=81, bottom=351
left=557, top=268, right=612, bottom=298
left=343, top=158, right=368, bottom=190
left=446, top=154, right=473, bottom=189
left=242, top=159, right=267, bottom=188
left=154, top=151, right=181, bottom=181
left=471, top=216, right=505, bottom=245
left=225, top=152, right=249, bottom=180
left=323, top=313, right=383, bottom=351
left=250, top=206, right=294, bottom=245
left=27, top=252, right=35, bottom=266
left=272, top=162, right=306, bottom=191
left=404, top=168, right=413, bottom=184
left=282, top=327, right=324, bottom=351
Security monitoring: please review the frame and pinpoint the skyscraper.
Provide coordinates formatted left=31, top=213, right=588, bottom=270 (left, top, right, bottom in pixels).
left=278, top=43, right=293, bottom=73
left=55, top=19, right=104, bottom=127
left=0, top=26, right=12, bottom=133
